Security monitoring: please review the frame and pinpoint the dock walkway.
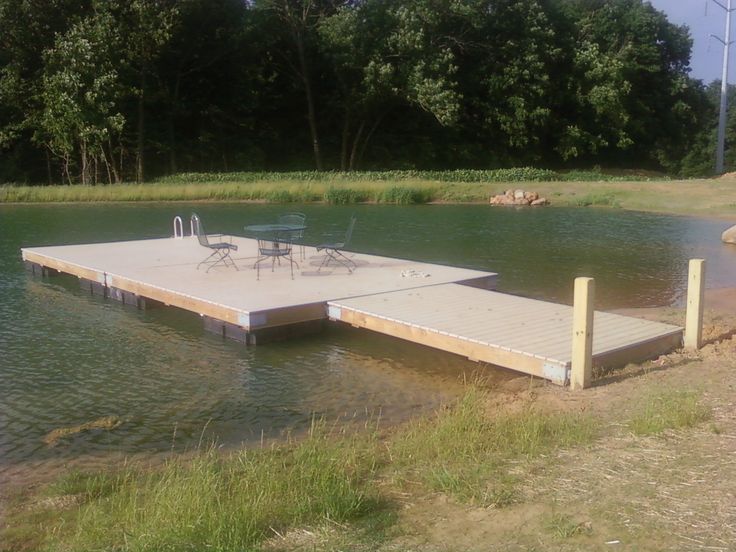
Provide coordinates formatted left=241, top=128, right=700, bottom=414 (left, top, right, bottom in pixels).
left=328, top=284, right=682, bottom=385
left=22, top=235, right=683, bottom=385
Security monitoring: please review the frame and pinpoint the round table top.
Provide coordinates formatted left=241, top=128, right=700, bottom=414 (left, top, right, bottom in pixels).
left=245, top=223, right=306, bottom=232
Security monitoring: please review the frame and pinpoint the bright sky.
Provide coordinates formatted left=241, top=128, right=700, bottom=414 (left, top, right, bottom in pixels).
left=648, top=0, right=733, bottom=83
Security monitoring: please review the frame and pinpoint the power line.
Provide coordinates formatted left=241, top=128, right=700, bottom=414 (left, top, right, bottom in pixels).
left=711, top=0, right=735, bottom=174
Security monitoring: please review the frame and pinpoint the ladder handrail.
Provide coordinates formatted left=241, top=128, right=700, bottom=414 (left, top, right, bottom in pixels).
left=190, top=214, right=200, bottom=237
left=173, top=216, right=184, bottom=239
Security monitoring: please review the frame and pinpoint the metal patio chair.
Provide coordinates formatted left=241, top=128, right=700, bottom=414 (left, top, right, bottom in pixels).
left=255, top=236, right=298, bottom=280
left=316, top=215, right=357, bottom=273
left=277, top=212, right=307, bottom=259
left=191, top=213, right=239, bottom=272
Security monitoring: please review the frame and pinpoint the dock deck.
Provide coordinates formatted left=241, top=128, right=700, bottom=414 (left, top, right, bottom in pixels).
left=328, top=284, right=683, bottom=385
left=22, top=235, right=683, bottom=385
left=21, top=235, right=496, bottom=332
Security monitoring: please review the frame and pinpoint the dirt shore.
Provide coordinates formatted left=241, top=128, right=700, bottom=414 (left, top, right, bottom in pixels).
left=371, top=292, right=736, bottom=551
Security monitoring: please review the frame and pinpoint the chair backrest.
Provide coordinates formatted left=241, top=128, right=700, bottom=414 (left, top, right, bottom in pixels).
left=277, top=212, right=306, bottom=239
left=258, top=237, right=292, bottom=255
left=191, top=213, right=209, bottom=247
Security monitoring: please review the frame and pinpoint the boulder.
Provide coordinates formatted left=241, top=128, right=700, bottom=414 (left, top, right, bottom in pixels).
left=489, top=190, right=549, bottom=207
left=722, top=224, right=736, bottom=244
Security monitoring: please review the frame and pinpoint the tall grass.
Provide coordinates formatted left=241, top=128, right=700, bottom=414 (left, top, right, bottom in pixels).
left=0, top=168, right=666, bottom=204
left=14, top=386, right=686, bottom=551
left=387, top=389, right=598, bottom=506
left=49, top=422, right=379, bottom=552
left=156, top=168, right=563, bottom=184
left=628, top=390, right=711, bottom=436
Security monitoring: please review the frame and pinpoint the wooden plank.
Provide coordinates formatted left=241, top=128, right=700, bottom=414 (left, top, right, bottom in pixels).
left=22, top=250, right=105, bottom=284
left=333, top=306, right=568, bottom=384
left=103, top=273, right=248, bottom=326
left=329, top=283, right=683, bottom=386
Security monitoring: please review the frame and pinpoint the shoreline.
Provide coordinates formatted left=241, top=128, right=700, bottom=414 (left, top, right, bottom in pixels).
left=3, top=176, right=736, bottom=220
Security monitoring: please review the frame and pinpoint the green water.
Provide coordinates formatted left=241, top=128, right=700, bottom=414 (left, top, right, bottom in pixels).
left=1, top=203, right=735, bottom=485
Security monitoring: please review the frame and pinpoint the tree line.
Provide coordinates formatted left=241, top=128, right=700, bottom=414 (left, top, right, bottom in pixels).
left=0, top=0, right=730, bottom=184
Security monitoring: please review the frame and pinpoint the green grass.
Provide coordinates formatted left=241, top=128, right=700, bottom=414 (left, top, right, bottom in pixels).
left=574, top=191, right=622, bottom=208
left=544, top=513, right=591, bottom=539
left=11, top=386, right=721, bottom=551
left=0, top=168, right=668, bottom=204
left=44, top=422, right=381, bottom=552
left=6, top=388, right=601, bottom=551
left=387, top=389, right=598, bottom=506
left=628, top=390, right=712, bottom=436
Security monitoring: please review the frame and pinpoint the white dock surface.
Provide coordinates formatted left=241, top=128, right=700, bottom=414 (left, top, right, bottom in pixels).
left=22, top=236, right=683, bottom=384
left=22, top=236, right=496, bottom=330
left=328, top=284, right=683, bottom=384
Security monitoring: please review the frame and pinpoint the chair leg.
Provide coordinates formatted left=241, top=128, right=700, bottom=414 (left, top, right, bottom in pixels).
left=205, top=250, right=226, bottom=273
left=317, top=248, right=354, bottom=273
left=199, top=248, right=238, bottom=272
left=288, top=251, right=299, bottom=279
left=317, top=250, right=331, bottom=272
left=332, top=250, right=356, bottom=272
left=197, top=249, right=220, bottom=270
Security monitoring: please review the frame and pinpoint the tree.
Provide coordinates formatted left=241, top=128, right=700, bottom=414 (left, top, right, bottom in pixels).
left=115, top=0, right=177, bottom=182
left=155, top=0, right=255, bottom=173
left=258, top=0, right=343, bottom=170
left=0, top=0, right=91, bottom=182
left=558, top=0, right=700, bottom=167
left=319, top=0, right=464, bottom=170
left=39, top=10, right=125, bottom=184
left=455, top=0, right=560, bottom=164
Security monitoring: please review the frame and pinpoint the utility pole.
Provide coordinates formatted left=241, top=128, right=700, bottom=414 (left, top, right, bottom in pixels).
left=712, top=0, right=735, bottom=174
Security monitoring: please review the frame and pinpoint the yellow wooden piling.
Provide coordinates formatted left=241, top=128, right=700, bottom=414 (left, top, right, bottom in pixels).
left=571, top=277, right=595, bottom=390
left=685, top=259, right=705, bottom=350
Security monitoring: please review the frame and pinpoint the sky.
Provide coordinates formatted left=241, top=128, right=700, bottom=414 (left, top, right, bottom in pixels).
left=648, top=0, right=733, bottom=83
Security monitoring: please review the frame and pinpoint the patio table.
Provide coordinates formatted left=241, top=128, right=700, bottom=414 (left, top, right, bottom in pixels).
left=245, top=223, right=307, bottom=268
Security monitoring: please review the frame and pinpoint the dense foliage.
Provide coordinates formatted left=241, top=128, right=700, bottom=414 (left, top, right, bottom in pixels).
left=0, top=0, right=727, bottom=183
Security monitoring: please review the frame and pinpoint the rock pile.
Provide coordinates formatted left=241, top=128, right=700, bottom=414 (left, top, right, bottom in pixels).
left=489, top=189, right=549, bottom=206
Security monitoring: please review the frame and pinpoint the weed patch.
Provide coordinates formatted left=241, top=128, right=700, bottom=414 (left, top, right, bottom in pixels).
left=388, top=389, right=598, bottom=506
left=574, top=192, right=621, bottom=208
left=628, top=390, right=711, bottom=436
left=544, top=513, right=592, bottom=539
left=43, top=423, right=380, bottom=552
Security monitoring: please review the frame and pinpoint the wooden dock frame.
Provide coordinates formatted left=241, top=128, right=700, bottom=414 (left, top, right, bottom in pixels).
left=327, top=283, right=684, bottom=389
left=21, top=238, right=689, bottom=386
left=25, top=258, right=325, bottom=345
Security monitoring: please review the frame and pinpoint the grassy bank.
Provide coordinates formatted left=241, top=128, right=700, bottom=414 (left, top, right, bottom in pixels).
left=0, top=168, right=672, bottom=205
left=4, top=169, right=736, bottom=217
left=3, top=383, right=715, bottom=552
left=4, top=389, right=596, bottom=552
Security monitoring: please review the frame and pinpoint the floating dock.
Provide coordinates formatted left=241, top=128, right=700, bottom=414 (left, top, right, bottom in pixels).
left=328, top=284, right=682, bottom=385
left=21, top=234, right=683, bottom=386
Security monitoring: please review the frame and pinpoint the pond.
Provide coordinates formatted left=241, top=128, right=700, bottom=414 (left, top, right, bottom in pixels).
left=1, top=203, right=735, bottom=486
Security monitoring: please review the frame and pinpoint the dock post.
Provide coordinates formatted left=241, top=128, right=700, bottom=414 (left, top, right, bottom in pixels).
left=571, top=277, right=595, bottom=390
left=685, top=259, right=706, bottom=350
